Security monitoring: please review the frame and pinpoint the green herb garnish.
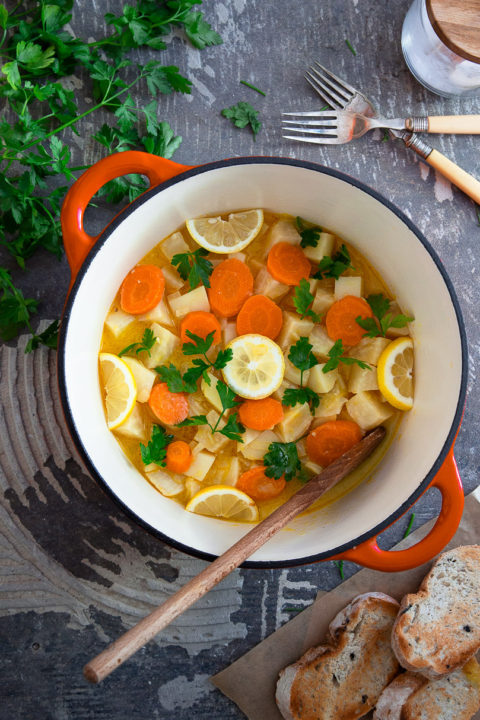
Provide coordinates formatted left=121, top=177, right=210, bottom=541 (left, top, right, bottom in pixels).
left=282, top=337, right=320, bottom=414
left=140, top=425, right=173, bottom=466
left=355, top=294, right=413, bottom=338
left=295, top=216, right=322, bottom=248
left=345, top=39, right=357, bottom=56
left=333, top=560, right=345, bottom=579
left=240, top=80, right=266, bottom=96
left=314, top=244, right=354, bottom=280
left=221, top=101, right=261, bottom=138
left=263, top=441, right=301, bottom=481
left=171, top=248, right=213, bottom=288
left=293, top=278, right=322, bottom=323
left=403, top=513, right=415, bottom=539
left=119, top=328, right=156, bottom=357
left=178, top=380, right=244, bottom=442
left=323, top=339, right=370, bottom=374
left=25, top=320, right=60, bottom=353
left=155, top=363, right=197, bottom=393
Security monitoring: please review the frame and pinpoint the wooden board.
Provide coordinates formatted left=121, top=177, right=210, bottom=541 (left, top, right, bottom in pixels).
left=427, top=0, right=480, bottom=63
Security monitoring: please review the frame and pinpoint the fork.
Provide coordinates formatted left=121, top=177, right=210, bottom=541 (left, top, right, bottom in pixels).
left=282, top=110, right=480, bottom=144
left=287, top=61, right=480, bottom=205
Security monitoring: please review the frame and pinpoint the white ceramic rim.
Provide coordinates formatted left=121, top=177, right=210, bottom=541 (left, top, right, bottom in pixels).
left=58, top=157, right=468, bottom=568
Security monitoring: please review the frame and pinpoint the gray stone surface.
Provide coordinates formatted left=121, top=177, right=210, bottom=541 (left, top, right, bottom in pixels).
left=1, top=0, right=480, bottom=718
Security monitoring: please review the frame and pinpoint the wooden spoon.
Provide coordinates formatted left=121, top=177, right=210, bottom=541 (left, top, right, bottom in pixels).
left=84, top=426, right=386, bottom=683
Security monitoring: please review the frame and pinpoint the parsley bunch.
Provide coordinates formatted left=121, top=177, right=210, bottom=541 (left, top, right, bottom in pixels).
left=178, top=380, right=244, bottom=442
left=295, top=216, right=322, bottom=248
left=157, top=330, right=232, bottom=393
left=140, top=425, right=173, bottom=466
left=263, top=441, right=301, bottom=481
left=323, top=339, right=370, bottom=374
left=171, top=248, right=213, bottom=288
left=221, top=102, right=261, bottom=139
left=355, top=294, right=413, bottom=338
left=0, top=0, right=222, bottom=350
left=293, top=278, right=322, bottom=323
left=119, top=328, right=156, bottom=357
left=282, top=336, right=320, bottom=414
left=313, top=244, right=354, bottom=280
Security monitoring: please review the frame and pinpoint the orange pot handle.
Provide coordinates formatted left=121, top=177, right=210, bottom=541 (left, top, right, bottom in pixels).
left=61, top=151, right=192, bottom=288
left=335, top=447, right=464, bottom=572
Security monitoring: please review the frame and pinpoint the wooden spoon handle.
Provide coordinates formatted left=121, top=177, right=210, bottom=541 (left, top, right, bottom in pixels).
left=83, top=427, right=386, bottom=684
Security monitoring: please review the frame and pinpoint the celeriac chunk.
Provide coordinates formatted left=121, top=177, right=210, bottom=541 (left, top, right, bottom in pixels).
left=346, top=390, right=393, bottom=430
left=212, top=456, right=240, bottom=486
left=278, top=312, right=314, bottom=349
left=264, top=220, right=301, bottom=256
left=162, top=265, right=184, bottom=291
left=312, top=287, right=335, bottom=315
left=308, top=364, right=337, bottom=394
left=309, top=325, right=335, bottom=358
left=184, top=477, right=203, bottom=501
left=168, top=286, right=210, bottom=318
left=314, top=383, right=347, bottom=418
left=105, top=308, right=135, bottom=337
left=121, top=357, right=156, bottom=402
left=138, top=297, right=174, bottom=327
left=113, top=403, right=146, bottom=441
left=187, top=449, right=215, bottom=481
left=160, top=231, right=189, bottom=260
left=277, top=403, right=312, bottom=443
left=145, top=467, right=185, bottom=497
left=303, top=232, right=335, bottom=263
left=254, top=266, right=290, bottom=301
left=143, top=323, right=180, bottom=369
left=348, top=364, right=379, bottom=393
left=194, top=411, right=230, bottom=452
left=348, top=337, right=391, bottom=365
left=334, top=276, right=362, bottom=300
left=284, top=354, right=310, bottom=386
left=201, top=372, right=223, bottom=413
left=240, top=430, right=278, bottom=461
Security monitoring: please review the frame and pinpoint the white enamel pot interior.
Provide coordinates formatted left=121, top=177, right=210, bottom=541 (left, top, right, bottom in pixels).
left=59, top=158, right=467, bottom=567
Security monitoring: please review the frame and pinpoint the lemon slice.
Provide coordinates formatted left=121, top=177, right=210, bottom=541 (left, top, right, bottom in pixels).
left=186, top=209, right=264, bottom=254
left=377, top=337, right=414, bottom=411
left=99, top=352, right=137, bottom=429
left=223, top=334, right=285, bottom=399
left=186, top=485, right=259, bottom=522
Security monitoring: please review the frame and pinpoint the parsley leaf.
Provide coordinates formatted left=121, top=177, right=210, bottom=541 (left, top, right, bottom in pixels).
left=314, top=244, right=354, bottom=280
left=25, top=320, right=59, bottom=353
left=283, top=386, right=320, bottom=413
left=295, top=216, right=322, bottom=248
left=171, top=248, right=213, bottom=288
left=177, top=415, right=209, bottom=427
left=293, top=278, right=322, bottom=322
left=183, top=10, right=223, bottom=49
left=177, top=380, right=244, bottom=442
left=221, top=101, right=261, bottom=139
left=140, top=425, right=173, bottom=466
left=182, top=329, right=215, bottom=356
left=288, top=336, right=318, bottom=373
left=219, top=412, right=244, bottom=442
left=283, top=337, right=319, bottom=414
left=119, top=328, right=156, bottom=357
left=355, top=294, right=414, bottom=337
left=155, top=363, right=198, bottom=394
left=322, top=339, right=370, bottom=374
left=0, top=268, right=38, bottom=342
left=263, top=441, right=301, bottom=481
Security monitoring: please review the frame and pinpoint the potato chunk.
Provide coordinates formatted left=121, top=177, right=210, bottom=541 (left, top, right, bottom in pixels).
left=309, top=325, right=335, bottom=358
left=312, top=288, right=335, bottom=315
left=121, top=357, right=156, bottom=402
left=346, top=391, right=393, bottom=430
left=278, top=312, right=314, bottom=349
left=277, top=403, right=312, bottom=443
left=113, top=403, right=146, bottom=441
left=240, top=430, right=278, bottom=460
left=348, top=364, right=379, bottom=393
left=303, top=232, right=335, bottom=262
left=264, top=219, right=301, bottom=255
left=348, top=337, right=391, bottom=365
left=334, top=276, right=362, bottom=299
left=254, top=266, right=290, bottom=301
left=138, top=297, right=174, bottom=327
left=160, top=231, right=189, bottom=261
left=308, top=364, right=337, bottom=394
left=143, top=323, right=180, bottom=369
left=187, top=449, right=216, bottom=481
left=145, top=467, right=185, bottom=497
left=162, top=265, right=184, bottom=292
left=314, top=383, right=347, bottom=418
left=168, top=286, right=210, bottom=318
left=105, top=308, right=135, bottom=337
left=284, top=355, right=310, bottom=386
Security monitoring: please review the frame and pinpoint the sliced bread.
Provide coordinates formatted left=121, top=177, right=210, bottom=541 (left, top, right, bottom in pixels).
left=392, top=545, right=480, bottom=678
left=276, top=592, right=400, bottom=720
left=375, top=658, right=480, bottom=720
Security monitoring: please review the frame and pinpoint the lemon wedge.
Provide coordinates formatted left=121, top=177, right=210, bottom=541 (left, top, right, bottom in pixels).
left=377, top=337, right=414, bottom=411
left=223, top=334, right=285, bottom=399
left=186, top=485, right=259, bottom=522
left=99, top=352, right=137, bottom=429
left=186, top=209, right=264, bottom=254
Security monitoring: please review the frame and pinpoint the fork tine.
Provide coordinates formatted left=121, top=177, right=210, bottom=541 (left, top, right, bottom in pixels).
left=304, top=71, right=341, bottom=109
left=282, top=111, right=337, bottom=117
left=313, top=61, right=359, bottom=97
left=283, top=134, right=342, bottom=145
left=282, top=127, right=338, bottom=136
left=282, top=118, right=338, bottom=127
left=309, top=66, right=352, bottom=106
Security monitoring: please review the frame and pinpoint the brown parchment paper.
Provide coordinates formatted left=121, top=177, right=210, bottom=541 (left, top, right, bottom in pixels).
left=211, top=489, right=480, bottom=720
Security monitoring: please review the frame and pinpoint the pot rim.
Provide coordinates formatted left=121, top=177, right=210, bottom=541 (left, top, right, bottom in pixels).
left=58, top=156, right=468, bottom=569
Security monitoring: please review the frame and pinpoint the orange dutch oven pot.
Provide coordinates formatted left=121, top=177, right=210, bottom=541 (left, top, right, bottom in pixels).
left=58, top=151, right=467, bottom=572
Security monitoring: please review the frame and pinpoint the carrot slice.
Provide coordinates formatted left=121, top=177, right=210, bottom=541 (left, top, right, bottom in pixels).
left=237, top=466, right=286, bottom=501
left=180, top=311, right=221, bottom=345
left=120, top=264, right=165, bottom=315
left=148, top=383, right=189, bottom=425
left=236, top=295, right=283, bottom=340
left=325, top=295, right=373, bottom=346
left=306, top=420, right=362, bottom=467
left=267, top=242, right=311, bottom=285
left=238, top=397, right=284, bottom=431
left=208, top=258, right=254, bottom=318
left=166, top=440, right=193, bottom=474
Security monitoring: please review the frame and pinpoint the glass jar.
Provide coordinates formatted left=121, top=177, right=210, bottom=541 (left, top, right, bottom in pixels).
left=401, top=0, right=480, bottom=98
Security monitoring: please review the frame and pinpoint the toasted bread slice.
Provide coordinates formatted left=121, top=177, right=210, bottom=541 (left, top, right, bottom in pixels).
left=276, top=592, right=400, bottom=720
left=392, top=546, right=480, bottom=678
left=375, top=658, right=480, bottom=720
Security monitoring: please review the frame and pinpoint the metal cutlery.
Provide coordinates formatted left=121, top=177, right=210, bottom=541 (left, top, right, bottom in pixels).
left=289, top=61, right=480, bottom=205
left=283, top=109, right=480, bottom=144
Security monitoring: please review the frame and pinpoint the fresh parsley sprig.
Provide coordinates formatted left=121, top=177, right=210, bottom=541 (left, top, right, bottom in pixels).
left=155, top=363, right=197, bottom=393
left=293, top=278, right=322, bottom=323
left=295, top=216, right=322, bottom=248
left=355, top=294, right=414, bottom=338
left=140, top=425, right=173, bottom=466
left=322, top=339, right=370, bottom=374
left=263, top=441, right=301, bottom=481
left=119, top=328, right=156, bottom=357
left=314, top=244, right=354, bottom=280
left=177, top=380, right=244, bottom=442
left=282, top=337, right=320, bottom=414
left=171, top=248, right=213, bottom=288
left=221, top=101, right=261, bottom=139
